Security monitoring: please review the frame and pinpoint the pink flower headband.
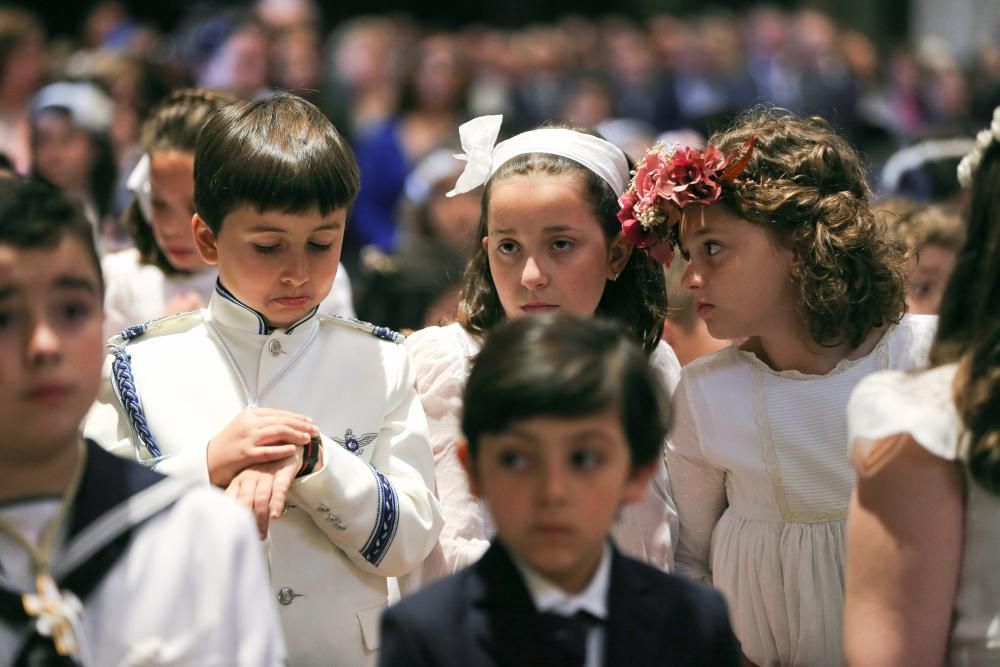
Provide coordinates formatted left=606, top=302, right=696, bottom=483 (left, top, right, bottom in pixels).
left=617, top=136, right=756, bottom=266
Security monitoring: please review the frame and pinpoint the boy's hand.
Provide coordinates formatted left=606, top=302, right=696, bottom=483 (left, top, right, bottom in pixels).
left=207, top=408, right=318, bottom=487
left=225, top=447, right=304, bottom=540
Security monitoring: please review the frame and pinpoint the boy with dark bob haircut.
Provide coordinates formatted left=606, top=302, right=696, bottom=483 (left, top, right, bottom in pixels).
left=379, top=314, right=738, bottom=667
left=85, top=93, right=443, bottom=666
left=0, top=178, right=285, bottom=665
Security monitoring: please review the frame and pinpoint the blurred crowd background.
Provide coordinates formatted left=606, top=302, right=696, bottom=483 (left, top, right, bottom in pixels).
left=1, top=0, right=997, bottom=332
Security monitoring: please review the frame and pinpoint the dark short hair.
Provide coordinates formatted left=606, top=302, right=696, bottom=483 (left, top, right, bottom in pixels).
left=0, top=178, right=103, bottom=291
left=194, top=92, right=360, bottom=234
left=461, top=314, right=668, bottom=468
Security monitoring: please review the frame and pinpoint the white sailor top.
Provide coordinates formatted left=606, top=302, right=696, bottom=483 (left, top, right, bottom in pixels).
left=84, top=282, right=444, bottom=666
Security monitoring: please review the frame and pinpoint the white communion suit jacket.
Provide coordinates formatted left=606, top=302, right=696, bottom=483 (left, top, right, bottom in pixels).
left=84, top=281, right=444, bottom=667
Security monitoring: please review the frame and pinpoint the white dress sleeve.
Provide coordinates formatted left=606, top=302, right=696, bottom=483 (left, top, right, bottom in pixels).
left=665, top=374, right=728, bottom=584
left=608, top=340, right=683, bottom=572
left=847, top=363, right=963, bottom=466
left=318, top=263, right=355, bottom=318
left=405, top=325, right=489, bottom=579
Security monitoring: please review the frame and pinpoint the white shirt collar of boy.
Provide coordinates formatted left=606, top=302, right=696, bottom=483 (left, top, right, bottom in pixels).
left=209, top=280, right=318, bottom=336
left=512, top=542, right=611, bottom=620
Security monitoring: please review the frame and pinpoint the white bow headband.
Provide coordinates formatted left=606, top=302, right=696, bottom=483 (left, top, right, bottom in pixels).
left=126, top=154, right=153, bottom=223
left=446, top=115, right=630, bottom=197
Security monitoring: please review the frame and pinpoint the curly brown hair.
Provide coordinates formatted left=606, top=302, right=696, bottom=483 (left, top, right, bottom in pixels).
left=458, top=126, right=666, bottom=354
left=931, top=137, right=1000, bottom=495
left=708, top=108, right=907, bottom=349
left=123, top=88, right=237, bottom=275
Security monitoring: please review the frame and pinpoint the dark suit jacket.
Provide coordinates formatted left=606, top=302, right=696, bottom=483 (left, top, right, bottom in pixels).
left=379, top=540, right=739, bottom=666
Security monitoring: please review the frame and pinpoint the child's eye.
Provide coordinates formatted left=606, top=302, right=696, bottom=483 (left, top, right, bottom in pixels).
left=910, top=282, right=931, bottom=297
left=254, top=244, right=280, bottom=254
left=496, top=240, right=519, bottom=255
left=497, top=449, right=529, bottom=470
left=704, top=241, right=722, bottom=256
left=569, top=449, right=604, bottom=470
left=0, top=311, right=11, bottom=329
left=308, top=242, right=332, bottom=252
left=60, top=301, right=93, bottom=322
left=551, top=239, right=574, bottom=251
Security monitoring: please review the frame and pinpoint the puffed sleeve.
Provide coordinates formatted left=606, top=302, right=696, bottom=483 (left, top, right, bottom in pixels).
left=406, top=325, right=491, bottom=579
left=847, top=364, right=963, bottom=469
left=665, top=374, right=727, bottom=584
left=610, top=340, right=682, bottom=571
left=289, top=342, right=444, bottom=577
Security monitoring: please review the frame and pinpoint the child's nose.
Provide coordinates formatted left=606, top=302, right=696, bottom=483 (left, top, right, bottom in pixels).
left=520, top=256, right=548, bottom=290
left=540, top=463, right=568, bottom=503
left=27, top=320, right=61, bottom=364
left=281, top=253, right=309, bottom=285
left=682, top=261, right=704, bottom=290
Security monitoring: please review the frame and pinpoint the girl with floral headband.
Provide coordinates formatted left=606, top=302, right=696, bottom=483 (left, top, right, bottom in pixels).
left=621, top=108, right=937, bottom=666
left=406, top=115, right=681, bottom=582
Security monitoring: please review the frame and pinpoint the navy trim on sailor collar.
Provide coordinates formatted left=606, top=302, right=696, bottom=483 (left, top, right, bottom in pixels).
left=212, top=280, right=318, bottom=335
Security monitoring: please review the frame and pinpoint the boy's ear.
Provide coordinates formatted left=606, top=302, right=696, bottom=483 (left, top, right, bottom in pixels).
left=192, top=213, right=220, bottom=265
left=607, top=233, right=632, bottom=280
left=621, top=459, right=658, bottom=506
left=457, top=438, right=481, bottom=497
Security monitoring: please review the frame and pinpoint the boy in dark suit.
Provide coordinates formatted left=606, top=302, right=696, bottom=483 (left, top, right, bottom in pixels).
left=379, top=314, right=738, bottom=666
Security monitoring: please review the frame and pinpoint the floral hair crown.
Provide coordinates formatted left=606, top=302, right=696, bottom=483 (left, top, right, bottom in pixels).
left=957, top=105, right=1000, bottom=189
left=617, top=136, right=756, bottom=266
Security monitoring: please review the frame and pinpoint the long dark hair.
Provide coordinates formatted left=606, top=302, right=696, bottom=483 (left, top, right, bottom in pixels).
left=458, top=127, right=666, bottom=354
left=930, top=137, right=1000, bottom=494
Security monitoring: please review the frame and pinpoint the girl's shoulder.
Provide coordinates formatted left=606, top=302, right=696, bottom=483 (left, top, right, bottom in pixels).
left=884, top=314, right=938, bottom=371
left=101, top=247, right=143, bottom=279
left=651, top=340, right=684, bottom=392
left=405, top=322, right=480, bottom=384
left=677, top=344, right=747, bottom=387
left=848, top=363, right=963, bottom=464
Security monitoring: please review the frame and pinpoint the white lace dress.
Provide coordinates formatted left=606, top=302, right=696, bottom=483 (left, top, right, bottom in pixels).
left=407, top=322, right=682, bottom=582
left=666, top=314, right=937, bottom=667
left=849, top=363, right=1000, bottom=666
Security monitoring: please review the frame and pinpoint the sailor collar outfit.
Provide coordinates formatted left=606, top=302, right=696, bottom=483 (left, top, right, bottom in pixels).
left=0, top=440, right=286, bottom=667
left=84, top=281, right=442, bottom=666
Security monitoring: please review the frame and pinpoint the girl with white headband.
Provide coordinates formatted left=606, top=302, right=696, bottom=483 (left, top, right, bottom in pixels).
left=406, top=115, right=681, bottom=582
left=102, top=89, right=355, bottom=340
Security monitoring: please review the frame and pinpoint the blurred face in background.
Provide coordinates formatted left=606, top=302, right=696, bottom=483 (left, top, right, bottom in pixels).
left=32, top=109, right=95, bottom=195
left=149, top=151, right=205, bottom=272
left=905, top=243, right=957, bottom=315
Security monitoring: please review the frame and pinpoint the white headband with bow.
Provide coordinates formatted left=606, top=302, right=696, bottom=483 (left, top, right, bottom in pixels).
left=446, top=115, right=629, bottom=197
left=126, top=154, right=153, bottom=223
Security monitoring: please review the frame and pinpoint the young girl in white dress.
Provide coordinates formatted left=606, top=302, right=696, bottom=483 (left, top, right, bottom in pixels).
left=845, top=106, right=1000, bottom=667
left=623, top=110, right=936, bottom=666
left=102, top=89, right=355, bottom=339
left=406, top=115, right=681, bottom=581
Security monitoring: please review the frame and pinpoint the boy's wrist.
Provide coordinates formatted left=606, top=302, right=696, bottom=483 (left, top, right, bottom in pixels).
left=295, top=436, right=322, bottom=478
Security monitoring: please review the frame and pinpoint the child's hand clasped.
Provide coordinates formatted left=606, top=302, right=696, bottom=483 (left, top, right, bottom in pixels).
left=226, top=448, right=304, bottom=539
left=207, top=408, right=318, bottom=487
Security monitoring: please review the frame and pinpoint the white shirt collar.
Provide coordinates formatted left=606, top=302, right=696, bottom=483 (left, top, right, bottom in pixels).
left=512, top=543, right=611, bottom=620
left=209, top=280, right=317, bottom=336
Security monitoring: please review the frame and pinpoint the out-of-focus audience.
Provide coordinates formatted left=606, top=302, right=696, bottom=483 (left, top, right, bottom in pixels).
left=1, top=1, right=997, bottom=331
